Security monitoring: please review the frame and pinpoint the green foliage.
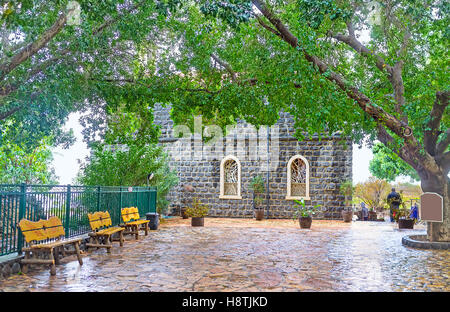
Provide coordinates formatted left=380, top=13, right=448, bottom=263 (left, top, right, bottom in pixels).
left=292, top=199, right=321, bottom=219
left=391, top=192, right=411, bottom=222
left=339, top=179, right=354, bottom=208
left=298, top=0, right=353, bottom=29
left=185, top=197, right=209, bottom=218
left=369, top=142, right=420, bottom=182
left=249, top=175, right=266, bottom=207
left=249, top=175, right=265, bottom=194
left=0, top=125, right=57, bottom=184
left=145, top=0, right=449, bottom=186
left=76, top=142, right=178, bottom=215
left=0, top=0, right=182, bottom=149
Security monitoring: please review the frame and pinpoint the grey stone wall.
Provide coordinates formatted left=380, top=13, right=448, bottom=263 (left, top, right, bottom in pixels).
left=153, top=103, right=352, bottom=219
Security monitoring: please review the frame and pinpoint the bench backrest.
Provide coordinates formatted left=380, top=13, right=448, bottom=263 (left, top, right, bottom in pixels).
left=87, top=211, right=113, bottom=231
left=121, top=207, right=141, bottom=223
left=18, top=216, right=65, bottom=244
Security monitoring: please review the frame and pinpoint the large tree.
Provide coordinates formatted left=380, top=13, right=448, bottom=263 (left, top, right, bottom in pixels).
left=134, top=0, right=447, bottom=241
left=369, top=142, right=420, bottom=182
left=2, top=1, right=448, bottom=242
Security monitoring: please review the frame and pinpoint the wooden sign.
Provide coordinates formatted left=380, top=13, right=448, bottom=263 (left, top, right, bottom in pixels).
left=420, top=192, right=443, bottom=222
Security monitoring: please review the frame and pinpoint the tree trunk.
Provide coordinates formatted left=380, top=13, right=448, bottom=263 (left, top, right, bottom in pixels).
left=420, top=173, right=450, bottom=242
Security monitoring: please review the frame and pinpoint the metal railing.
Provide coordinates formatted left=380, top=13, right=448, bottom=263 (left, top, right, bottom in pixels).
left=0, top=184, right=157, bottom=256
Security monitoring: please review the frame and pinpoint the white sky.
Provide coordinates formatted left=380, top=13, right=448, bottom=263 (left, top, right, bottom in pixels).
left=51, top=113, right=378, bottom=185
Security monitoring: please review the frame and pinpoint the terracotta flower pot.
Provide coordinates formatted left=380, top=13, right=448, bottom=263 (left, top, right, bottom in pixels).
left=299, top=216, right=312, bottom=229
left=191, top=217, right=204, bottom=227
left=398, top=219, right=414, bottom=229
left=255, top=209, right=264, bottom=221
left=342, top=210, right=353, bottom=222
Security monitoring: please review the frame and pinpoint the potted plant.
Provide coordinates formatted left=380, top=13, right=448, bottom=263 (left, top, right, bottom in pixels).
left=185, top=198, right=209, bottom=227
left=292, top=199, right=321, bottom=229
left=339, top=180, right=354, bottom=222
left=393, top=207, right=415, bottom=229
left=368, top=207, right=378, bottom=221
left=249, top=175, right=266, bottom=221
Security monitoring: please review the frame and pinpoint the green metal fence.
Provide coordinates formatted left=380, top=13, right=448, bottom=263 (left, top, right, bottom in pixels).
left=0, top=184, right=157, bottom=256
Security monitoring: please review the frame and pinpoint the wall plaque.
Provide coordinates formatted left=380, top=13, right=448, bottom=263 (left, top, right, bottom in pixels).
left=420, top=192, right=443, bottom=222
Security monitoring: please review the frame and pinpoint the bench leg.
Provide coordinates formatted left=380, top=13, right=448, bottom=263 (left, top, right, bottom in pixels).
left=131, top=225, right=138, bottom=240
left=119, top=231, right=124, bottom=247
left=74, top=242, right=83, bottom=265
left=22, top=251, right=30, bottom=274
left=49, top=249, right=56, bottom=276
left=144, top=223, right=149, bottom=236
left=54, top=246, right=61, bottom=265
left=106, top=236, right=112, bottom=254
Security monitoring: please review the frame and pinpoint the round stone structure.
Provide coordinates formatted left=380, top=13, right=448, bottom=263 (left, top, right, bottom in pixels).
left=402, top=234, right=450, bottom=250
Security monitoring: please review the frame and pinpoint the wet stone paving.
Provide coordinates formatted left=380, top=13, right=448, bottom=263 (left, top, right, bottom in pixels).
left=0, top=218, right=448, bottom=292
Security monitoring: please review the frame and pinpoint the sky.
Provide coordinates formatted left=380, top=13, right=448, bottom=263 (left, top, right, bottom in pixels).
left=51, top=112, right=377, bottom=185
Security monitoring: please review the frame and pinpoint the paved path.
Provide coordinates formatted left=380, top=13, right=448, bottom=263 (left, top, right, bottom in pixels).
left=0, top=218, right=448, bottom=292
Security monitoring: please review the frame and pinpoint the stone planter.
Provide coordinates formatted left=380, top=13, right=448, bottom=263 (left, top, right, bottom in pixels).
left=299, top=216, right=312, bottom=229
left=398, top=219, right=414, bottom=229
left=255, top=209, right=264, bottom=221
left=191, top=217, right=204, bottom=227
left=342, top=210, right=353, bottom=222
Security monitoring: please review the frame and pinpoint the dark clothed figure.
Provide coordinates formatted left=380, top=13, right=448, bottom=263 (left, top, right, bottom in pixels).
left=410, top=204, right=419, bottom=221
left=387, top=188, right=401, bottom=222
left=361, top=203, right=369, bottom=221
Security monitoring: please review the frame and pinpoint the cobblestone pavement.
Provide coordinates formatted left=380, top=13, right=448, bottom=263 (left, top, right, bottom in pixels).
left=0, top=218, right=448, bottom=292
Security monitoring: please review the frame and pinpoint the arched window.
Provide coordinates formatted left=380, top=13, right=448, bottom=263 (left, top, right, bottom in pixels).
left=286, top=155, right=310, bottom=200
left=219, top=155, right=242, bottom=199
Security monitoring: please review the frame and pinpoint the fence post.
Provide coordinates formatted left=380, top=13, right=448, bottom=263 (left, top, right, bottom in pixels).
left=97, top=186, right=101, bottom=212
left=147, top=188, right=151, bottom=214
left=148, top=187, right=157, bottom=214
left=17, top=183, right=26, bottom=255
left=119, top=186, right=123, bottom=210
left=155, top=187, right=158, bottom=213
left=135, top=188, right=139, bottom=211
left=65, top=184, right=71, bottom=238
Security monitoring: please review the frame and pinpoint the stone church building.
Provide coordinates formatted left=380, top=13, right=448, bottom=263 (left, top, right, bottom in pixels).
left=154, top=104, right=353, bottom=219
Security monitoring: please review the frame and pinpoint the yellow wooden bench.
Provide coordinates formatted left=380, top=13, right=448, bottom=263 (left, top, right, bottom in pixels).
left=18, top=216, right=83, bottom=276
left=121, top=207, right=149, bottom=240
left=86, top=211, right=124, bottom=253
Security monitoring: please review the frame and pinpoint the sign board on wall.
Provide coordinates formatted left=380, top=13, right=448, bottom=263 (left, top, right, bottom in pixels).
left=420, top=192, right=443, bottom=222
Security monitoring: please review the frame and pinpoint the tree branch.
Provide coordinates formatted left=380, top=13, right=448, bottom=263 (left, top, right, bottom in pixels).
left=255, top=15, right=282, bottom=38
left=0, top=10, right=72, bottom=82
left=329, top=20, right=407, bottom=121
left=251, top=0, right=441, bottom=177
left=211, top=53, right=237, bottom=82
left=436, top=128, right=450, bottom=155
left=252, top=1, right=411, bottom=141
left=0, top=105, right=22, bottom=120
left=424, top=90, right=449, bottom=155
left=328, top=30, right=393, bottom=74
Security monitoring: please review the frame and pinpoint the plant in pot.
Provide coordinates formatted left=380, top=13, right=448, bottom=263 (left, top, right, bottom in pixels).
left=339, top=180, right=354, bottom=222
left=393, top=206, right=415, bottom=229
left=368, top=207, right=378, bottom=221
left=250, top=175, right=266, bottom=220
left=292, top=199, right=321, bottom=229
left=185, top=198, right=209, bottom=227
